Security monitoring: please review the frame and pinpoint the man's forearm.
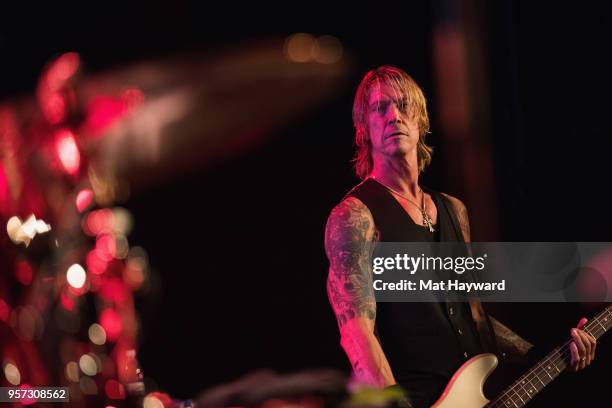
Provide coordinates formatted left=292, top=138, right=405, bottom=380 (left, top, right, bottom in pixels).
left=340, top=319, right=396, bottom=388
left=490, top=316, right=533, bottom=364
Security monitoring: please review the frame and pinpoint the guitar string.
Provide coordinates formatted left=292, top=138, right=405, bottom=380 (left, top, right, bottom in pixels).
left=490, top=307, right=611, bottom=407
left=491, top=308, right=611, bottom=407
left=492, top=312, right=609, bottom=407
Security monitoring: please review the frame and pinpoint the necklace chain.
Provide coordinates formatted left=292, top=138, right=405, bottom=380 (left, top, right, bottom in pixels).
left=373, top=178, right=436, bottom=232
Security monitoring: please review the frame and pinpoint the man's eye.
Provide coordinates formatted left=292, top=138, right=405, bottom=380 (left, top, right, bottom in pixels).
left=375, top=102, right=388, bottom=113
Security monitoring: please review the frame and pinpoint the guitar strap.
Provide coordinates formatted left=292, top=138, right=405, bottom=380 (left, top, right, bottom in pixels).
left=436, top=192, right=499, bottom=355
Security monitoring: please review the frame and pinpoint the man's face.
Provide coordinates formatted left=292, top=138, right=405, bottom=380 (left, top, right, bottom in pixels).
left=366, top=82, right=420, bottom=160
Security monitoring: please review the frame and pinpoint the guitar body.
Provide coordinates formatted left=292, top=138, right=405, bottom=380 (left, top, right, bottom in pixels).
left=431, top=353, right=498, bottom=408
left=429, top=306, right=611, bottom=407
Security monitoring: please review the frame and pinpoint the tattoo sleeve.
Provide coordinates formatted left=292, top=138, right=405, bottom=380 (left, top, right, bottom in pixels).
left=441, top=193, right=471, bottom=242
left=490, top=316, right=533, bottom=364
left=325, top=197, right=377, bottom=328
left=456, top=202, right=471, bottom=243
left=325, top=197, right=397, bottom=388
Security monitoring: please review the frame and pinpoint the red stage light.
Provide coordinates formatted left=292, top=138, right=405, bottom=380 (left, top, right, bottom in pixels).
left=16, top=260, right=34, bottom=286
left=76, top=189, right=94, bottom=213
left=87, top=249, right=109, bottom=275
left=105, top=379, right=126, bottom=400
left=18, top=384, right=36, bottom=405
left=96, top=234, right=117, bottom=261
left=100, top=309, right=122, bottom=341
left=0, top=298, right=10, bottom=321
left=60, top=291, right=75, bottom=311
left=100, top=278, right=128, bottom=303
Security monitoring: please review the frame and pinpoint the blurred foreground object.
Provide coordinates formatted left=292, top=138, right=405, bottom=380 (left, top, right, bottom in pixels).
left=194, top=369, right=346, bottom=408
left=1, top=37, right=350, bottom=406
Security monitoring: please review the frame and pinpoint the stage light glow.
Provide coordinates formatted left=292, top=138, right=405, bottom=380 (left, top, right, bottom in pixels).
left=124, top=258, right=146, bottom=289
left=15, top=260, right=33, bottom=285
left=96, top=234, right=116, bottom=261
left=55, top=129, right=80, bottom=175
left=67, top=264, right=86, bottom=289
left=3, top=363, right=21, bottom=385
left=76, top=189, right=94, bottom=212
left=121, top=88, right=145, bottom=112
left=43, top=94, right=66, bottom=124
left=85, top=209, right=115, bottom=237
left=143, top=394, right=165, bottom=408
left=86, top=249, right=109, bottom=275
left=115, top=234, right=129, bottom=259
left=100, top=309, right=122, bottom=341
left=112, top=208, right=133, bottom=235
left=105, top=379, right=126, bottom=400
left=0, top=298, right=9, bottom=321
left=316, top=35, right=343, bottom=64
left=100, top=279, right=128, bottom=303
left=284, top=33, right=319, bottom=62
left=79, top=376, right=98, bottom=395
left=60, top=291, right=75, bottom=311
left=79, top=354, right=97, bottom=376
left=88, top=323, right=107, bottom=345
left=65, top=361, right=80, bottom=382
left=47, top=52, right=80, bottom=88
left=18, top=384, right=36, bottom=405
left=7, top=215, right=51, bottom=246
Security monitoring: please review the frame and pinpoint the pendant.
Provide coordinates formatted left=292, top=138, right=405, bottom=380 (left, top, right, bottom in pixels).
left=422, top=212, right=435, bottom=233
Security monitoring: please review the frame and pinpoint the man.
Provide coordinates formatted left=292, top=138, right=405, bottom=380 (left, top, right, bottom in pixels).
left=324, top=66, right=596, bottom=407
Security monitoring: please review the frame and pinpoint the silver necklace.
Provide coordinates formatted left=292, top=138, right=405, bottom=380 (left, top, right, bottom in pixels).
left=374, top=178, right=436, bottom=232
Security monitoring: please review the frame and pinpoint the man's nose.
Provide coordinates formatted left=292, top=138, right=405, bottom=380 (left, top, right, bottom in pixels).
left=387, top=103, right=402, bottom=123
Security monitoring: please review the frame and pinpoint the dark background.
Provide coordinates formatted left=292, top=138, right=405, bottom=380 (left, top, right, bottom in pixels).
left=2, top=1, right=611, bottom=406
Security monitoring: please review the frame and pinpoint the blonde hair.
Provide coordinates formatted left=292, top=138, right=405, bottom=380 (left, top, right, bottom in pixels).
left=352, top=65, right=432, bottom=179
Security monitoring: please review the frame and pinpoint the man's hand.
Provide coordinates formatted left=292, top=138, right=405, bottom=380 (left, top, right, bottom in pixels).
left=569, top=317, right=597, bottom=371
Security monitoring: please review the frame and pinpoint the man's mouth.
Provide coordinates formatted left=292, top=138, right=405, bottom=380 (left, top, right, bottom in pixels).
left=388, top=132, right=405, bottom=138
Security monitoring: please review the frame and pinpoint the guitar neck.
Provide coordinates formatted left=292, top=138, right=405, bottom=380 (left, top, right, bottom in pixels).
left=489, top=305, right=612, bottom=408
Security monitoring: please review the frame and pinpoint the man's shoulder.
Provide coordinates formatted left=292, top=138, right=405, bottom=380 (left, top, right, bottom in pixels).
left=324, top=196, right=377, bottom=246
left=439, top=192, right=467, bottom=212
left=327, top=196, right=373, bottom=225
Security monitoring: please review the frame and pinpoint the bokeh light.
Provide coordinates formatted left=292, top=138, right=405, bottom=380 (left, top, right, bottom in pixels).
left=3, top=362, right=21, bottom=385
left=100, top=308, right=122, bottom=341
left=315, top=35, right=343, bottom=64
left=124, top=257, right=146, bottom=289
left=76, top=189, right=94, bottom=212
left=65, top=361, right=80, bottom=382
left=0, top=298, right=10, bottom=321
left=79, top=354, right=98, bottom=376
left=80, top=376, right=98, bottom=395
left=105, top=379, right=126, bottom=400
left=67, top=264, right=87, bottom=289
left=284, top=33, right=319, bottom=63
left=15, top=260, right=33, bottom=285
left=88, top=323, right=107, bottom=345
left=143, top=394, right=166, bottom=408
left=55, top=129, right=80, bottom=175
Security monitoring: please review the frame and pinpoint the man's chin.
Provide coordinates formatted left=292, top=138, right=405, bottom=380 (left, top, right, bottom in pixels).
left=386, top=140, right=416, bottom=156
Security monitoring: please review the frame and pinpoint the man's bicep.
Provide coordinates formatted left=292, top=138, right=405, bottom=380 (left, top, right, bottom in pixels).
left=325, top=197, right=377, bottom=329
left=442, top=193, right=471, bottom=242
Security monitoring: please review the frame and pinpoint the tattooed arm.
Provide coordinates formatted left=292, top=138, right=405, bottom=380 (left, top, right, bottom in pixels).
left=440, top=193, right=471, bottom=242
left=325, top=197, right=396, bottom=388
left=489, top=317, right=533, bottom=364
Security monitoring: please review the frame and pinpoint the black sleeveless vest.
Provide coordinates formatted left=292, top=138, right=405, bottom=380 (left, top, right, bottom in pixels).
left=346, top=178, right=484, bottom=408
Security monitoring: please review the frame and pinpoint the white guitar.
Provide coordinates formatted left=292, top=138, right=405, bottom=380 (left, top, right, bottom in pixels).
left=431, top=305, right=611, bottom=408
